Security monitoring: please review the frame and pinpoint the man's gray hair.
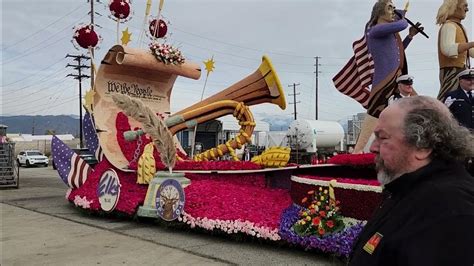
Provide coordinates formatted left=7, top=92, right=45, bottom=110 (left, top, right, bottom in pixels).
left=397, top=96, right=473, bottom=161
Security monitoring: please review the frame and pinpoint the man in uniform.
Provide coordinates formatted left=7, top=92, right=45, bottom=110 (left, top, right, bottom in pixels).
left=388, top=74, right=415, bottom=105
left=444, top=68, right=474, bottom=130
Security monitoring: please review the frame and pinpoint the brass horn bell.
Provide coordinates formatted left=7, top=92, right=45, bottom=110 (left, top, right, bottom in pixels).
left=165, top=55, right=286, bottom=161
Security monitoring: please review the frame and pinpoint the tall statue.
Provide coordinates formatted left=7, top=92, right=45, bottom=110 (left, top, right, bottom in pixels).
left=333, top=0, right=422, bottom=153
left=437, top=0, right=474, bottom=101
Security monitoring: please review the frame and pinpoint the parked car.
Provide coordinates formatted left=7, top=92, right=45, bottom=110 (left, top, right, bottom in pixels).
left=17, top=150, right=49, bottom=167
left=52, top=148, right=98, bottom=170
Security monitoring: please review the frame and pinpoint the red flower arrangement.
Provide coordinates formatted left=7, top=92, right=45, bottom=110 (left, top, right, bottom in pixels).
left=292, top=186, right=344, bottom=237
left=327, top=153, right=376, bottom=166
left=67, top=157, right=148, bottom=215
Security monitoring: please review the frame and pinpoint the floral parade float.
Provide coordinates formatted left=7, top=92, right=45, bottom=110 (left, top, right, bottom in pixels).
left=52, top=0, right=383, bottom=258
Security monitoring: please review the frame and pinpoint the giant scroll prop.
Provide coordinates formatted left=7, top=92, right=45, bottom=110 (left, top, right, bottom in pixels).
left=94, top=45, right=201, bottom=169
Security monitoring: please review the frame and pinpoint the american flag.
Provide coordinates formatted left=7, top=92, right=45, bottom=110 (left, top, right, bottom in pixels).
left=84, top=112, right=104, bottom=161
left=52, top=136, right=91, bottom=189
left=332, top=36, right=374, bottom=108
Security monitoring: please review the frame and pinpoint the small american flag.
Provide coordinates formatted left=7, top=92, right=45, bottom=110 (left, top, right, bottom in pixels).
left=84, top=112, right=104, bottom=161
left=52, top=136, right=92, bottom=188
left=332, top=36, right=374, bottom=108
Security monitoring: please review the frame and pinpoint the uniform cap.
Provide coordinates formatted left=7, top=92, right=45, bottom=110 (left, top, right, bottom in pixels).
left=457, top=68, right=474, bottom=79
left=396, top=74, right=414, bottom=85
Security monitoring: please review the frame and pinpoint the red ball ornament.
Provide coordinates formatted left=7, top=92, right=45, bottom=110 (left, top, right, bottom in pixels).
left=74, top=25, right=99, bottom=49
left=149, top=19, right=167, bottom=38
left=109, top=0, right=131, bottom=20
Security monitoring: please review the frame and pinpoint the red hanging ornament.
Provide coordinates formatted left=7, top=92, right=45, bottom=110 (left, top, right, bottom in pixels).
left=109, top=0, right=131, bottom=20
left=148, top=19, right=167, bottom=38
left=73, top=24, right=100, bottom=49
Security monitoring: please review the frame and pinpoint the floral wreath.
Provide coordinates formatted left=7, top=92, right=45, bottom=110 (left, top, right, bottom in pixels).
left=149, top=42, right=185, bottom=65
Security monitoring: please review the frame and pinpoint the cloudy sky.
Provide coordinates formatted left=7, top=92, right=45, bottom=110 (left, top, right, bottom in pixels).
left=1, top=0, right=473, bottom=123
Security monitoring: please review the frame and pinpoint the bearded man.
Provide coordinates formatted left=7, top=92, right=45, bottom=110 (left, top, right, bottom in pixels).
left=349, top=96, right=474, bottom=265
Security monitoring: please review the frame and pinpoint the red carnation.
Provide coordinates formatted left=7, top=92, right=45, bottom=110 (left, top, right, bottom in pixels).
left=318, top=227, right=325, bottom=235
left=312, top=217, right=321, bottom=226
left=319, top=211, right=326, bottom=217
left=326, top=220, right=334, bottom=228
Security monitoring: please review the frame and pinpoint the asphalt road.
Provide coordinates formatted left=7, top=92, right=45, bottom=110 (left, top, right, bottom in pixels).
left=1, top=166, right=346, bottom=265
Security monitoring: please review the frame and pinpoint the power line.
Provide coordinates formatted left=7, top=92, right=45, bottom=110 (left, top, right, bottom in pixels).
left=1, top=14, right=89, bottom=64
left=3, top=76, right=71, bottom=102
left=2, top=67, right=70, bottom=93
left=1, top=57, right=67, bottom=87
left=2, top=3, right=86, bottom=51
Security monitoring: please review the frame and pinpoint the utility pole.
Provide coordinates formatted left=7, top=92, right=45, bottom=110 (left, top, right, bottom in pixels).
left=314, top=56, right=321, bottom=120
left=31, top=117, right=35, bottom=135
left=66, top=54, right=90, bottom=148
left=288, top=83, right=300, bottom=120
left=87, top=0, right=101, bottom=89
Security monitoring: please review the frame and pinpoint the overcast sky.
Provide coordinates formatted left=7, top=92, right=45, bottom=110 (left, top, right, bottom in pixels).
left=1, top=0, right=473, bottom=123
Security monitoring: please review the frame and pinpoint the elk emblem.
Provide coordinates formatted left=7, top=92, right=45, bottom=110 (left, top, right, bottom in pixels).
left=156, top=179, right=185, bottom=221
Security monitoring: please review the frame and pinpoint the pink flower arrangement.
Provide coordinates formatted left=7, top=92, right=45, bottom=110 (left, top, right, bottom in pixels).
left=73, top=195, right=93, bottom=209
left=149, top=42, right=185, bottom=65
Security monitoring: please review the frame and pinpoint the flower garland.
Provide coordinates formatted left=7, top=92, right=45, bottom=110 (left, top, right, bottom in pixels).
left=292, top=176, right=381, bottom=192
left=179, top=212, right=281, bottom=241
left=175, top=160, right=262, bottom=171
left=279, top=204, right=364, bottom=257
left=149, top=43, right=185, bottom=65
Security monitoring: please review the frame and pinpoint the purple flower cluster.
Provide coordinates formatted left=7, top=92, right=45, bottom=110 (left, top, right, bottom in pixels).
left=279, top=204, right=364, bottom=257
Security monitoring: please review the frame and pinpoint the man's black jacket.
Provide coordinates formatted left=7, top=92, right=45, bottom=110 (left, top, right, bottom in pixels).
left=349, top=159, right=474, bottom=266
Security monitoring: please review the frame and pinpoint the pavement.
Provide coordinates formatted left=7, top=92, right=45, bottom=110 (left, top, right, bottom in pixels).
left=1, top=166, right=345, bottom=265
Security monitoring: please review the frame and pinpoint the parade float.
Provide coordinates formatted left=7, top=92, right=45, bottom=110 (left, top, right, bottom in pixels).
left=52, top=0, right=383, bottom=258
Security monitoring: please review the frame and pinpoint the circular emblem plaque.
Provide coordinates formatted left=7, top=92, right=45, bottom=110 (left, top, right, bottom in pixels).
left=156, top=179, right=185, bottom=221
left=97, top=169, right=121, bottom=212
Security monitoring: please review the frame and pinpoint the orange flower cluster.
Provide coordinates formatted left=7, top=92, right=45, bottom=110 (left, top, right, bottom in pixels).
left=292, top=186, right=344, bottom=237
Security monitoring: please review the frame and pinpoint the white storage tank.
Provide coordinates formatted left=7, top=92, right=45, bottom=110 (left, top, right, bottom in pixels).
left=286, top=119, right=344, bottom=152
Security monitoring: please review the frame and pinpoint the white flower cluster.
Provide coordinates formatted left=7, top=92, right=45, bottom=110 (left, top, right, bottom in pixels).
left=178, top=212, right=281, bottom=241
left=65, top=188, right=72, bottom=200
left=149, top=43, right=185, bottom=65
left=73, top=195, right=93, bottom=209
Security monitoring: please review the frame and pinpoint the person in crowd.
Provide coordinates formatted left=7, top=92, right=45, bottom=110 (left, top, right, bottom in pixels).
left=349, top=96, right=474, bottom=265
left=437, top=0, right=474, bottom=101
left=444, top=68, right=474, bottom=130
left=388, top=74, right=416, bottom=105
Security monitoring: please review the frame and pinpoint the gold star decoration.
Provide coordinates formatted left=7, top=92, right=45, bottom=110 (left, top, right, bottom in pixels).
left=121, top=27, right=132, bottom=46
left=203, top=56, right=215, bottom=75
left=83, top=89, right=96, bottom=113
